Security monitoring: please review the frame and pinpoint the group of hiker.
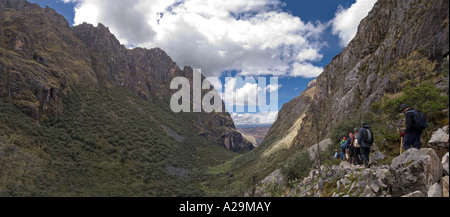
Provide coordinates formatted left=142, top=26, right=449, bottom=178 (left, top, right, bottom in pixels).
left=334, top=122, right=373, bottom=168
left=334, top=103, right=427, bottom=168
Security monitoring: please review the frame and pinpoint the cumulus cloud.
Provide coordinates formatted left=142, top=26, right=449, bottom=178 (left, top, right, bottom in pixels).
left=265, top=83, right=281, bottom=92
left=291, top=62, right=323, bottom=78
left=64, top=0, right=327, bottom=78
left=331, top=0, right=377, bottom=47
left=231, top=111, right=278, bottom=125
left=220, top=77, right=279, bottom=113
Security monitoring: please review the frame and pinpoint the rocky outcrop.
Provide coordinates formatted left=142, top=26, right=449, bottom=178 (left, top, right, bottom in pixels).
left=251, top=147, right=448, bottom=197
left=386, top=148, right=443, bottom=196
left=307, top=138, right=332, bottom=160
left=428, top=125, right=449, bottom=151
left=221, top=130, right=255, bottom=152
left=0, top=0, right=251, bottom=151
left=0, top=0, right=96, bottom=119
left=246, top=169, right=284, bottom=197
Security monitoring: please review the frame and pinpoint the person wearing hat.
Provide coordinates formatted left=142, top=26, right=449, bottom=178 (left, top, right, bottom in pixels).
left=340, top=136, right=347, bottom=160
left=357, top=121, right=373, bottom=168
left=400, top=103, right=422, bottom=150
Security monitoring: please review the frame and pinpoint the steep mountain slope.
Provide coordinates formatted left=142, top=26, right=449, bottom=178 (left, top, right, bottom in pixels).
left=0, top=0, right=251, bottom=196
left=292, top=0, right=448, bottom=146
left=0, top=0, right=252, bottom=151
left=229, top=0, right=449, bottom=192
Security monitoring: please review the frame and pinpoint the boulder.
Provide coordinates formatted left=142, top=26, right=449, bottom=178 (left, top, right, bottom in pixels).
left=442, top=152, right=449, bottom=176
left=428, top=126, right=449, bottom=149
left=388, top=148, right=443, bottom=196
left=370, top=150, right=385, bottom=165
left=427, top=183, right=443, bottom=197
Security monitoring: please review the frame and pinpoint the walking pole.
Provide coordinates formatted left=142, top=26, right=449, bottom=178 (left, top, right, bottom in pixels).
left=400, top=136, right=403, bottom=155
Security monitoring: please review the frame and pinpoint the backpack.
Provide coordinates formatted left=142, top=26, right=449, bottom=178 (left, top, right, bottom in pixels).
left=346, top=138, right=352, bottom=148
left=362, top=128, right=374, bottom=144
left=334, top=151, right=340, bottom=159
left=412, top=110, right=428, bottom=131
left=353, top=135, right=360, bottom=148
left=340, top=140, right=347, bottom=149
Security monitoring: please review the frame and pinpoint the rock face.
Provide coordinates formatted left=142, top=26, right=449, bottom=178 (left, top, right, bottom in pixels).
left=247, top=169, right=284, bottom=197
left=263, top=0, right=449, bottom=149
left=387, top=148, right=443, bottom=196
left=0, top=0, right=252, bottom=151
left=307, top=138, right=332, bottom=160
left=293, top=0, right=449, bottom=146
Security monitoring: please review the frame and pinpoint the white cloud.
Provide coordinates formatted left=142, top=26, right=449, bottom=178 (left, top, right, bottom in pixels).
left=331, top=0, right=377, bottom=47
left=221, top=77, right=279, bottom=110
left=290, top=62, right=323, bottom=78
left=73, top=2, right=98, bottom=26
left=223, top=77, right=260, bottom=107
left=65, top=0, right=327, bottom=78
left=265, top=83, right=281, bottom=92
left=231, top=111, right=278, bottom=125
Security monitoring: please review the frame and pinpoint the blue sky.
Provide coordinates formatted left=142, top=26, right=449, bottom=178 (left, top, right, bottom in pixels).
left=28, top=0, right=377, bottom=126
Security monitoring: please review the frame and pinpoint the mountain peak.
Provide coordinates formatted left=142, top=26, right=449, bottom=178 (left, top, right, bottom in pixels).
left=0, top=0, right=252, bottom=152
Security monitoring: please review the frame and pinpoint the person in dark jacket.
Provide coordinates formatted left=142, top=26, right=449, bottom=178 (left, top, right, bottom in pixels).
left=347, top=133, right=354, bottom=163
left=358, top=122, right=373, bottom=168
left=400, top=104, right=422, bottom=150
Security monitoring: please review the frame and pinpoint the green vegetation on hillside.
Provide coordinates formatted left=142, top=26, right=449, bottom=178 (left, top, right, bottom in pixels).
left=366, top=83, right=449, bottom=158
left=280, top=150, right=313, bottom=185
left=330, top=82, right=448, bottom=163
left=0, top=85, right=238, bottom=196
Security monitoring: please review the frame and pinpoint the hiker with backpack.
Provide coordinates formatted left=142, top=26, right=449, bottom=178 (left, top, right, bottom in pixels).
left=357, top=122, right=374, bottom=168
left=340, top=137, right=347, bottom=160
left=399, top=104, right=427, bottom=150
left=346, top=133, right=354, bottom=163
left=353, top=128, right=362, bottom=165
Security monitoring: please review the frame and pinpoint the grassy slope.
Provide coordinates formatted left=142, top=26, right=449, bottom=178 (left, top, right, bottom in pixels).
left=0, top=85, right=238, bottom=196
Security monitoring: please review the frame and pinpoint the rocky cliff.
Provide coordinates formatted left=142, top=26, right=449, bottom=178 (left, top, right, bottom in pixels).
left=291, top=0, right=449, bottom=146
left=0, top=0, right=252, bottom=151
left=232, top=0, right=449, bottom=193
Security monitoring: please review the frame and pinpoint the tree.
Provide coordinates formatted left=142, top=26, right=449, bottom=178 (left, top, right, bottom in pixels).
left=310, top=100, right=322, bottom=176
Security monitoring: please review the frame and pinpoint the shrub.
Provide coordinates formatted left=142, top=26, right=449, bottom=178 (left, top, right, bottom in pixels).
left=378, top=83, right=448, bottom=123
left=366, top=83, right=449, bottom=159
left=329, top=116, right=361, bottom=145
left=280, top=150, right=313, bottom=184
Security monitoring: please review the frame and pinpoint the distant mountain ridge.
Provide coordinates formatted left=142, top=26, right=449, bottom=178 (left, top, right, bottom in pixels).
left=237, top=126, right=271, bottom=145
left=0, top=0, right=253, bottom=151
